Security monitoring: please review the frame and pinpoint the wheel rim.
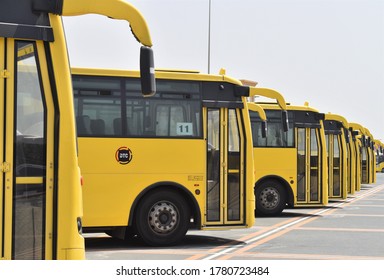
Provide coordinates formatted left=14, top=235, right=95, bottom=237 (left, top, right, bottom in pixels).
left=259, top=187, right=280, bottom=210
left=148, top=201, right=178, bottom=234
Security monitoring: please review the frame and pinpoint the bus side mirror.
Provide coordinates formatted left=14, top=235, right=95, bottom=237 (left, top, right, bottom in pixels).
left=140, top=46, right=156, bottom=97
left=261, top=121, right=267, bottom=138
left=282, top=110, right=289, bottom=132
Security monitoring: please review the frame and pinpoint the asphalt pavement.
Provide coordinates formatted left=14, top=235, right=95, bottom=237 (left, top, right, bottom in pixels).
left=85, top=173, right=384, bottom=260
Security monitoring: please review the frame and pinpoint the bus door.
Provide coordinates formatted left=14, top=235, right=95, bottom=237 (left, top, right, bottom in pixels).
left=1, top=39, right=54, bottom=259
left=354, top=137, right=362, bottom=191
left=206, top=108, right=244, bottom=225
left=296, top=127, right=322, bottom=204
left=361, top=143, right=368, bottom=184
left=346, top=133, right=356, bottom=195
left=326, top=133, right=342, bottom=198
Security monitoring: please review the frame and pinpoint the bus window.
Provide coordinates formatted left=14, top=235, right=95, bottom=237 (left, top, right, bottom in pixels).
left=74, top=77, right=121, bottom=136
left=74, top=78, right=202, bottom=138
left=249, top=110, right=294, bottom=148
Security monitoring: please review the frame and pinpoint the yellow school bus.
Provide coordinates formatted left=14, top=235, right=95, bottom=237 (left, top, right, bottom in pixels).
left=349, top=124, right=362, bottom=192
left=71, top=68, right=271, bottom=246
left=350, top=123, right=375, bottom=185
left=375, top=140, right=384, bottom=173
left=364, top=128, right=376, bottom=184
left=324, top=113, right=349, bottom=199
left=0, top=0, right=154, bottom=259
left=345, top=125, right=357, bottom=195
left=249, top=99, right=328, bottom=216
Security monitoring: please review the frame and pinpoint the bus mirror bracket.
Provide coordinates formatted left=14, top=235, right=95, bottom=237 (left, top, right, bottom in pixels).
left=140, top=46, right=156, bottom=97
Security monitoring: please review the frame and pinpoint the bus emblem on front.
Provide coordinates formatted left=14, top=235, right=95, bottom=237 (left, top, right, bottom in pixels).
left=115, top=147, right=133, bottom=165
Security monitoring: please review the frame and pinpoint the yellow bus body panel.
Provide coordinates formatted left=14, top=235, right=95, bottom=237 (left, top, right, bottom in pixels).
left=377, top=162, right=384, bottom=173
left=80, top=138, right=206, bottom=226
left=49, top=15, right=85, bottom=260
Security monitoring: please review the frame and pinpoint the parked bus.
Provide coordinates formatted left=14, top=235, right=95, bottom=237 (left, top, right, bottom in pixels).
left=350, top=123, right=375, bottom=185
left=324, top=113, right=348, bottom=199
left=249, top=99, right=328, bottom=216
left=376, top=140, right=384, bottom=173
left=71, top=67, right=273, bottom=246
left=345, top=126, right=357, bottom=195
left=364, top=128, right=376, bottom=184
left=0, top=0, right=155, bottom=260
left=348, top=124, right=362, bottom=192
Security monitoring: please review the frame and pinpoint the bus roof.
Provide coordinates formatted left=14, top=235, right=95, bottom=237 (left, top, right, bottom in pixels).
left=253, top=102, right=321, bottom=113
left=349, top=123, right=366, bottom=135
left=71, top=67, right=246, bottom=85
left=324, top=113, right=349, bottom=129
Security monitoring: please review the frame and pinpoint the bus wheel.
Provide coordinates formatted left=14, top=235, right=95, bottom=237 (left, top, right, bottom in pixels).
left=135, top=190, right=190, bottom=246
left=255, top=180, right=286, bottom=216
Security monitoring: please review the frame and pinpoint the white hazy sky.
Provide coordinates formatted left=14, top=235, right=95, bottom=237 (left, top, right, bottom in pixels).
left=63, top=0, right=384, bottom=141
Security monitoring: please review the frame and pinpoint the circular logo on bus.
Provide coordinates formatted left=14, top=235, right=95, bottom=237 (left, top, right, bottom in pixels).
left=115, top=147, right=133, bottom=165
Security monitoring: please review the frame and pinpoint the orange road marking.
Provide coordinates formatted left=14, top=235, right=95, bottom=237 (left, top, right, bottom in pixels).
left=186, top=208, right=324, bottom=260
left=235, top=252, right=384, bottom=260
left=296, top=227, right=384, bottom=233
left=210, top=184, right=384, bottom=260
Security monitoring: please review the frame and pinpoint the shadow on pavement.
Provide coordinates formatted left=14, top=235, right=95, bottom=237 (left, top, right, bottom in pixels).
left=85, top=234, right=244, bottom=251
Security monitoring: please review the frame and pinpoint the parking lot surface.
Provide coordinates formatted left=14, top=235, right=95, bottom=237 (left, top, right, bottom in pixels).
left=85, top=174, right=384, bottom=260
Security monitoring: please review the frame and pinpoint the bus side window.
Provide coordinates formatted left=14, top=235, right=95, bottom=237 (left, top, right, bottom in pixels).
left=143, top=115, right=155, bottom=136
left=113, top=118, right=122, bottom=135
left=268, top=124, right=283, bottom=147
left=113, top=117, right=133, bottom=136
left=76, top=115, right=91, bottom=135
left=155, top=105, right=185, bottom=137
left=249, top=113, right=267, bottom=147
left=90, top=119, right=106, bottom=135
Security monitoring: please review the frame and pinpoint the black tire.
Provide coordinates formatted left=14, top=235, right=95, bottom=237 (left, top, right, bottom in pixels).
left=255, top=180, right=286, bottom=216
left=134, top=190, right=190, bottom=246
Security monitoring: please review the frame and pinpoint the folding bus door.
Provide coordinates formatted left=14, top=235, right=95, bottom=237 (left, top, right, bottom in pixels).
left=206, top=108, right=245, bottom=225
left=1, top=39, right=54, bottom=259
left=296, top=127, right=322, bottom=204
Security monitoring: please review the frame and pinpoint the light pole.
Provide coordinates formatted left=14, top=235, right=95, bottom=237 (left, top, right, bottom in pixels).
left=207, top=0, right=211, bottom=74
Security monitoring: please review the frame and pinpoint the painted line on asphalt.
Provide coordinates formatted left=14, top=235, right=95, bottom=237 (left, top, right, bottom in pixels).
left=201, top=184, right=384, bottom=260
